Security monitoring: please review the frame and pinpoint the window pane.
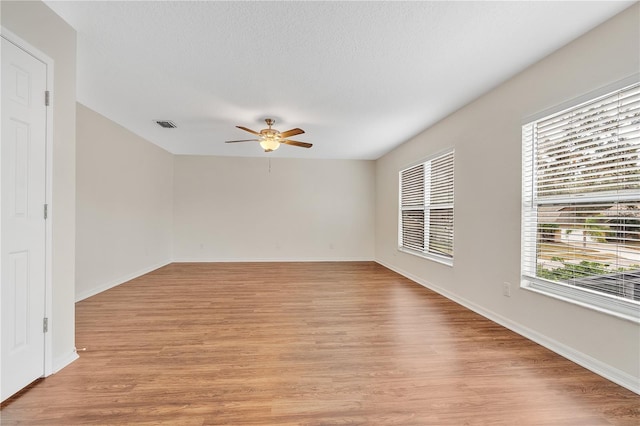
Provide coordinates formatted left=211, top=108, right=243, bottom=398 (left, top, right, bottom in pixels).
left=430, top=152, right=454, bottom=204
left=536, top=85, right=640, bottom=198
left=401, top=164, right=424, bottom=207
left=536, top=202, right=640, bottom=300
left=429, top=208, right=453, bottom=257
left=402, top=210, right=424, bottom=251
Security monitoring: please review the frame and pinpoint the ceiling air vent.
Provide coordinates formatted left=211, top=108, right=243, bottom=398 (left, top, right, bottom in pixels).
left=155, top=120, right=177, bottom=129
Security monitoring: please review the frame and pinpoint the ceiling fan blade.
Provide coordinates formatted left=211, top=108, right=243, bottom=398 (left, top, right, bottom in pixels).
left=236, top=126, right=260, bottom=136
left=280, top=128, right=305, bottom=139
left=225, top=139, right=259, bottom=143
left=281, top=140, right=312, bottom=148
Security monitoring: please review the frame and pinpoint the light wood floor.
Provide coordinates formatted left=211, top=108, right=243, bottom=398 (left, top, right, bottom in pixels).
left=1, top=262, right=638, bottom=425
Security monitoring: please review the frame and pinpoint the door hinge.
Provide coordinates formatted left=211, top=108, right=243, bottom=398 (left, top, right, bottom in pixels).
left=44, top=203, right=48, bottom=219
left=45, top=90, right=50, bottom=106
left=43, top=317, right=49, bottom=333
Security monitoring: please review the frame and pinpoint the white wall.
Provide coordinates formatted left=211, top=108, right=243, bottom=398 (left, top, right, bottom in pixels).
left=2, top=0, right=78, bottom=372
left=75, top=104, right=173, bottom=301
left=375, top=4, right=640, bottom=392
left=173, top=156, right=375, bottom=261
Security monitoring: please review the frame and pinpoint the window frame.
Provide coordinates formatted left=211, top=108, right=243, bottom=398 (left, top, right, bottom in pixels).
left=398, top=149, right=455, bottom=266
left=521, top=79, right=640, bottom=323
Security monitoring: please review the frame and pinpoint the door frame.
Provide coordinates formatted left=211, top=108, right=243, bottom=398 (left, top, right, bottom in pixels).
left=1, top=27, right=54, bottom=376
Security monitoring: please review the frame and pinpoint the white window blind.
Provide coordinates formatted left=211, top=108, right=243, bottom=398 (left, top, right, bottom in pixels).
left=522, top=82, right=640, bottom=322
left=401, top=164, right=425, bottom=251
left=399, top=150, right=454, bottom=264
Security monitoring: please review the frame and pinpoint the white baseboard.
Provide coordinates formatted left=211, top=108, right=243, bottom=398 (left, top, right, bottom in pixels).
left=51, top=349, right=79, bottom=375
left=171, top=257, right=374, bottom=263
left=75, top=259, right=172, bottom=302
left=376, top=259, right=640, bottom=395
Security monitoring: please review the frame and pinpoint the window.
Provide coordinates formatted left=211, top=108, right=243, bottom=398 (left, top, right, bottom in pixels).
left=399, top=150, right=454, bottom=265
left=522, top=82, right=640, bottom=322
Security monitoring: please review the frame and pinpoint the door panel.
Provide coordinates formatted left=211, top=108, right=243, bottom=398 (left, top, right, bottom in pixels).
left=1, top=37, right=47, bottom=402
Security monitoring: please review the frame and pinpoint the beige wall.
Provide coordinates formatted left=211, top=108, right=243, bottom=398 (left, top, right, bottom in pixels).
left=375, top=4, right=640, bottom=391
left=173, top=156, right=375, bottom=261
left=1, top=0, right=77, bottom=371
left=75, top=104, right=174, bottom=301
left=76, top=107, right=373, bottom=295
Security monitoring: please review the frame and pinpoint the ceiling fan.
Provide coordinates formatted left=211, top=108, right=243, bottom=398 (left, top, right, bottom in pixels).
left=226, top=118, right=313, bottom=152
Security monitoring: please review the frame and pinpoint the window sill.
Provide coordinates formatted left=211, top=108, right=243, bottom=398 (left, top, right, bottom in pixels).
left=398, top=247, right=453, bottom=267
left=521, top=277, right=640, bottom=324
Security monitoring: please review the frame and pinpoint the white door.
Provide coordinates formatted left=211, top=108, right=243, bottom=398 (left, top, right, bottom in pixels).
left=1, top=37, right=48, bottom=401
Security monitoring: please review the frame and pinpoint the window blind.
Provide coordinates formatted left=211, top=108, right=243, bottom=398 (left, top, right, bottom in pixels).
left=427, top=151, right=454, bottom=257
left=401, top=164, right=425, bottom=251
left=535, top=86, right=640, bottom=198
left=522, top=82, right=640, bottom=319
left=400, top=150, right=454, bottom=262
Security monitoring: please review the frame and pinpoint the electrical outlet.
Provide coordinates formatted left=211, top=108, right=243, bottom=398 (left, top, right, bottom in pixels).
left=503, top=282, right=511, bottom=297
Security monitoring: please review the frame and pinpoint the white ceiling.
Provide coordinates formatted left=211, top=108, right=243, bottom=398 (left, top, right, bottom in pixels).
left=44, top=1, right=635, bottom=160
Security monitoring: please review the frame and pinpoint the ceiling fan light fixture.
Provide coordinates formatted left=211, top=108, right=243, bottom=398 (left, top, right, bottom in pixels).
left=226, top=118, right=310, bottom=152
left=259, top=138, right=280, bottom=152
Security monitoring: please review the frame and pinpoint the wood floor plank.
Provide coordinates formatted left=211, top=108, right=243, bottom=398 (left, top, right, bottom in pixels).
left=1, top=262, right=638, bottom=425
